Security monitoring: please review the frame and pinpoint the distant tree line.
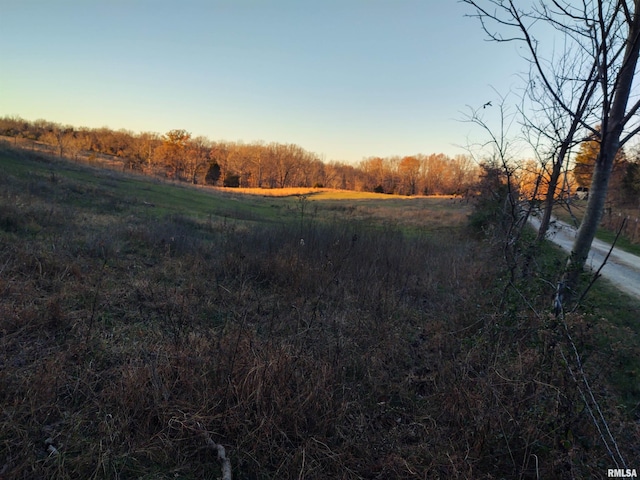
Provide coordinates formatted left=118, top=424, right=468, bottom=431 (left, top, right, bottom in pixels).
left=0, top=115, right=479, bottom=195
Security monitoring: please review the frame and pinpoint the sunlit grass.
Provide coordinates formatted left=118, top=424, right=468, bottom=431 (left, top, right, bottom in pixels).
left=214, top=186, right=330, bottom=196
left=311, top=190, right=402, bottom=200
left=214, top=188, right=471, bottom=231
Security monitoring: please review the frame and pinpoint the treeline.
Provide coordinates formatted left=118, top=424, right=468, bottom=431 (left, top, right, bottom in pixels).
left=0, top=116, right=478, bottom=195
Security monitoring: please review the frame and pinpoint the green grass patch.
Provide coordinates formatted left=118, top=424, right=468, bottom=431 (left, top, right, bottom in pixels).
left=574, top=278, right=640, bottom=410
left=524, top=230, right=640, bottom=412
left=589, top=226, right=640, bottom=255
left=554, top=199, right=640, bottom=255
left=0, top=148, right=290, bottom=225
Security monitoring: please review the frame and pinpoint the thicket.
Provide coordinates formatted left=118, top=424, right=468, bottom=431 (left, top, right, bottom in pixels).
left=0, top=148, right=638, bottom=478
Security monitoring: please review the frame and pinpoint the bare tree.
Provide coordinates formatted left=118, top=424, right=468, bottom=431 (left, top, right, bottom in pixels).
left=398, top=156, right=421, bottom=195
left=41, top=124, right=75, bottom=157
left=134, top=132, right=161, bottom=171
left=186, top=136, right=211, bottom=184
left=464, top=0, right=640, bottom=300
left=463, top=93, right=539, bottom=285
left=518, top=54, right=600, bottom=242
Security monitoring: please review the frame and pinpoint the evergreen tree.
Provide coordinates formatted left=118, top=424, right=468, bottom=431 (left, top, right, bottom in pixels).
left=573, top=134, right=600, bottom=188
left=223, top=171, right=240, bottom=188
left=204, top=162, right=221, bottom=185
left=573, top=128, right=626, bottom=189
left=622, top=161, right=640, bottom=201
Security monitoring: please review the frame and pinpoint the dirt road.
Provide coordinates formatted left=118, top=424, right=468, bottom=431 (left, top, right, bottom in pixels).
left=529, top=215, right=640, bottom=300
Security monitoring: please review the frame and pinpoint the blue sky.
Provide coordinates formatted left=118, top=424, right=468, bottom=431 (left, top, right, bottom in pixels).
left=0, top=0, right=527, bottom=163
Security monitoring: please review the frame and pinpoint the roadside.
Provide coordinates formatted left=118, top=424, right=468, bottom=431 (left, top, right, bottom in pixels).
left=552, top=199, right=640, bottom=256
left=529, top=214, right=640, bottom=300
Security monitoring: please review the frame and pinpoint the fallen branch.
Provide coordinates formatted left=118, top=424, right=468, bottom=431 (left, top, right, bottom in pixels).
left=202, top=430, right=232, bottom=480
left=169, top=416, right=233, bottom=479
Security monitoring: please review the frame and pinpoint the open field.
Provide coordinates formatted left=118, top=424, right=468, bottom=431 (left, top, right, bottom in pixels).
left=0, top=149, right=291, bottom=225
left=1, top=147, right=639, bottom=478
left=213, top=188, right=470, bottom=232
left=0, top=147, right=470, bottom=233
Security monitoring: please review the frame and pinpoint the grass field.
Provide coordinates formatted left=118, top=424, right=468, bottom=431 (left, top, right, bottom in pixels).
left=0, top=149, right=470, bottom=232
left=1, top=145, right=639, bottom=479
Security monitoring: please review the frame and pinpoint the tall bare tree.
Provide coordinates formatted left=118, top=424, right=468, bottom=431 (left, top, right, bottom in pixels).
left=464, top=0, right=640, bottom=300
left=519, top=55, right=600, bottom=241
left=41, top=124, right=75, bottom=158
left=186, top=136, right=211, bottom=184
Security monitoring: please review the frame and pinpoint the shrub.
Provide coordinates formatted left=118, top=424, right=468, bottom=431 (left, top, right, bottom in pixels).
left=223, top=171, right=240, bottom=188
left=468, top=162, right=515, bottom=236
left=205, top=162, right=221, bottom=185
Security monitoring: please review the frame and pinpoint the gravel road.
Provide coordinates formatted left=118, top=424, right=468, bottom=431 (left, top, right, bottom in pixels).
left=529, top=215, right=640, bottom=300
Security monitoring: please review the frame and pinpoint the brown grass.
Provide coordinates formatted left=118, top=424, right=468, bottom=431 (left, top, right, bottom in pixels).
left=213, top=186, right=332, bottom=197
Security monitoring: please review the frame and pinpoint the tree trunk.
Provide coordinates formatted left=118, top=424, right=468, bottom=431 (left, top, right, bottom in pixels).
left=562, top=0, right=640, bottom=296
left=563, top=145, right=617, bottom=291
left=536, top=143, right=567, bottom=242
left=537, top=115, right=582, bottom=242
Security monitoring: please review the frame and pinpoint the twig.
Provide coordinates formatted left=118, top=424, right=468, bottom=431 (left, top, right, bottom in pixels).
left=298, top=448, right=306, bottom=480
left=531, top=453, right=539, bottom=479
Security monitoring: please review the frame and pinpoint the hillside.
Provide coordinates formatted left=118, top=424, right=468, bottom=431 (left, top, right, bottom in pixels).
left=1, top=145, right=639, bottom=478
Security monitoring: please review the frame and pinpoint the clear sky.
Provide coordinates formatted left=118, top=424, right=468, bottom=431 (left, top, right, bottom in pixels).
left=0, top=0, right=528, bottom=163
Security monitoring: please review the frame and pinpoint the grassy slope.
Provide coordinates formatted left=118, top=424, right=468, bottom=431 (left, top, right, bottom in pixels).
left=1, top=147, right=639, bottom=478
left=0, top=150, right=467, bottom=230
left=0, top=150, right=290, bottom=224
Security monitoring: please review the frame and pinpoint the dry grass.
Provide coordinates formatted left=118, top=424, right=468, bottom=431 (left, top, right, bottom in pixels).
left=308, top=196, right=472, bottom=232
left=214, top=186, right=331, bottom=197
left=213, top=186, right=460, bottom=200
left=1, top=148, right=639, bottom=479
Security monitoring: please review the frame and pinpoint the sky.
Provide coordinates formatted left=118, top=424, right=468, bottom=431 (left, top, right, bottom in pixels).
left=0, top=0, right=529, bottom=164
